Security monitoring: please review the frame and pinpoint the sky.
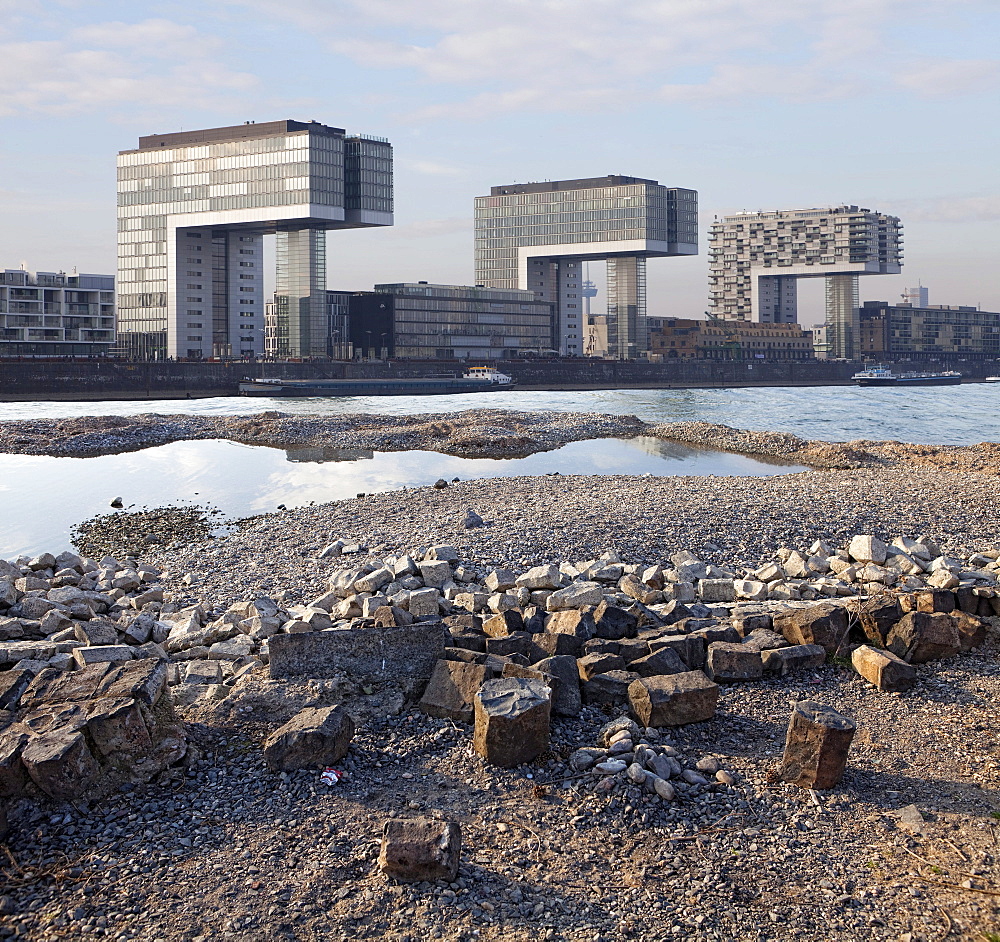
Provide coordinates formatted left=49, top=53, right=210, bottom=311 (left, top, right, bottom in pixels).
left=1, top=0, right=998, bottom=326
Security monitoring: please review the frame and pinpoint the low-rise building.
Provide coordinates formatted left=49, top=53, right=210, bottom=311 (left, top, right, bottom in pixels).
left=859, top=300, right=1000, bottom=360
left=648, top=317, right=814, bottom=360
left=0, top=268, right=115, bottom=356
left=352, top=282, right=554, bottom=360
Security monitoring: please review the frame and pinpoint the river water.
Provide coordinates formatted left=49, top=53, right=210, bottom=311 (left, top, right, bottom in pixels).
left=1, top=382, right=997, bottom=445
left=0, top=384, right=996, bottom=558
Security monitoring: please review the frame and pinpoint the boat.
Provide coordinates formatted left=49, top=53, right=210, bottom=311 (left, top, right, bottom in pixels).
left=238, top=365, right=515, bottom=397
left=982, top=376, right=1000, bottom=383
left=851, top=365, right=963, bottom=387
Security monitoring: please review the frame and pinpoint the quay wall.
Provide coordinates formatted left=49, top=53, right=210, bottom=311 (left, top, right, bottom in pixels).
left=1, top=357, right=998, bottom=400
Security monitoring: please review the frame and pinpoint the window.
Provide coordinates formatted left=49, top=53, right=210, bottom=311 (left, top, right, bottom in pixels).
left=186, top=296, right=202, bottom=302
left=186, top=322, right=202, bottom=328
left=239, top=262, right=254, bottom=268
left=187, top=335, right=202, bottom=341
left=239, top=287, right=255, bottom=292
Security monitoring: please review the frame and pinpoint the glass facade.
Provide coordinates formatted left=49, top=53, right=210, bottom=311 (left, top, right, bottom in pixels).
left=474, top=176, right=697, bottom=358
left=116, top=120, right=392, bottom=360
left=475, top=180, right=698, bottom=290
left=364, top=284, right=554, bottom=360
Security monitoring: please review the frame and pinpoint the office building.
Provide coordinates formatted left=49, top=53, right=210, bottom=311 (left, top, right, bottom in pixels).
left=116, top=120, right=392, bottom=360
left=0, top=268, right=115, bottom=356
left=858, top=296, right=1000, bottom=360
left=351, top=283, right=554, bottom=360
left=708, top=205, right=902, bottom=359
left=475, top=176, right=697, bottom=358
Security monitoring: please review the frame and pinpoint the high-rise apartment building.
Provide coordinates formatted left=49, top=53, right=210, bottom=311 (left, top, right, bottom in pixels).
left=0, top=268, right=115, bottom=356
left=116, top=120, right=392, bottom=360
left=475, top=176, right=697, bottom=358
left=708, top=205, right=902, bottom=359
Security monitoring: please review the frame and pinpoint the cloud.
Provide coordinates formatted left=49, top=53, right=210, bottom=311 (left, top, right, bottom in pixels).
left=0, top=18, right=257, bottom=117
left=224, top=0, right=999, bottom=118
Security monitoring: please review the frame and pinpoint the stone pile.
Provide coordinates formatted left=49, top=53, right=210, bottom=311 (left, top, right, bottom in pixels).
left=0, top=658, right=185, bottom=801
left=0, top=531, right=995, bottom=803
left=567, top=715, right=738, bottom=803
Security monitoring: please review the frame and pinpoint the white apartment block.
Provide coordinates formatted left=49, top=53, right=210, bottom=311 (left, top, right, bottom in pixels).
left=0, top=268, right=115, bottom=356
left=708, top=206, right=902, bottom=358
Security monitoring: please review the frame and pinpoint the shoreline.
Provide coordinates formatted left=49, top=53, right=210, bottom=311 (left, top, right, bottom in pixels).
left=1, top=408, right=999, bottom=475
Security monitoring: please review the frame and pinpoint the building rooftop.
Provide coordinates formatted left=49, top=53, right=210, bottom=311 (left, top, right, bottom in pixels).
left=489, top=175, right=660, bottom=196
left=128, top=120, right=348, bottom=152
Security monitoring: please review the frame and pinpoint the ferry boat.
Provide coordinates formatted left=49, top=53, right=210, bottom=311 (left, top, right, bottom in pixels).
left=238, top=366, right=515, bottom=397
left=851, top=365, right=963, bottom=387
left=982, top=376, right=1000, bottom=383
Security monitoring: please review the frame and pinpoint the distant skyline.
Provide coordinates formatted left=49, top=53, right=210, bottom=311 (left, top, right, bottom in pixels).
left=2, top=0, right=998, bottom=325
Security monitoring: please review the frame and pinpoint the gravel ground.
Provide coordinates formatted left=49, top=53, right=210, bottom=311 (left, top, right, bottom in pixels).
left=3, top=464, right=1000, bottom=941
left=0, top=409, right=999, bottom=473
left=140, top=467, right=1000, bottom=610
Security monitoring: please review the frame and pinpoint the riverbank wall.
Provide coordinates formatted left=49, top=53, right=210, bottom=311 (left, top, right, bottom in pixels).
left=1, top=356, right=998, bottom=400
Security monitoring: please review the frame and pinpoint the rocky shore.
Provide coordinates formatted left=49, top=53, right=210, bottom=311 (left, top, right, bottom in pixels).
left=2, top=408, right=1000, bottom=474
left=2, top=461, right=1000, bottom=941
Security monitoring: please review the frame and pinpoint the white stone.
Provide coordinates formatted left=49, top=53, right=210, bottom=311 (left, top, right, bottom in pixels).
left=408, top=588, right=441, bottom=617
left=849, top=535, right=888, bottom=565
left=546, top=581, right=603, bottom=612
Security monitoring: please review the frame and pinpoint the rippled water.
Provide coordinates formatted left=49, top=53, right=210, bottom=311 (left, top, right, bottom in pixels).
left=0, top=437, right=803, bottom=558
left=1, top=383, right=997, bottom=445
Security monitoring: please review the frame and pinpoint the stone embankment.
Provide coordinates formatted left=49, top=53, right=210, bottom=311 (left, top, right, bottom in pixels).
left=2, top=409, right=1000, bottom=473
left=2, top=517, right=999, bottom=940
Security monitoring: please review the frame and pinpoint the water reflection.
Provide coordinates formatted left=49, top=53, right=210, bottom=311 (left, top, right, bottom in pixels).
left=0, top=436, right=802, bottom=558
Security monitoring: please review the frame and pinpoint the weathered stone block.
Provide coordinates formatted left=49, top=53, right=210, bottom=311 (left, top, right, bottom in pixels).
left=184, top=660, right=223, bottom=685
left=761, top=644, right=826, bottom=676
left=953, top=611, right=989, bottom=652
left=545, top=609, right=595, bottom=641
left=915, top=589, right=956, bottom=613
left=778, top=700, right=856, bottom=789
left=577, top=652, right=626, bottom=680
left=419, top=660, right=487, bottom=723
left=515, top=565, right=561, bottom=590
left=546, top=581, right=603, bottom=612
left=706, top=642, right=763, bottom=682
left=0, top=669, right=32, bottom=710
left=473, top=678, right=550, bottom=767
left=407, top=588, right=441, bottom=618
left=268, top=624, right=449, bottom=689
left=485, top=633, right=532, bottom=658
left=581, top=669, right=640, bottom=706
left=628, top=671, right=719, bottom=727
left=379, top=817, right=461, bottom=882
left=773, top=603, right=849, bottom=654
left=531, top=630, right=583, bottom=659
left=21, top=728, right=99, bottom=799
left=483, top=610, right=524, bottom=638
left=263, top=705, right=355, bottom=771
left=845, top=597, right=904, bottom=644
left=886, top=611, right=960, bottom=663
left=592, top=601, right=638, bottom=640
left=418, top=561, right=452, bottom=589
left=698, top=579, right=736, bottom=603
left=0, top=726, right=30, bottom=797
left=628, top=647, right=687, bottom=678
left=851, top=644, right=916, bottom=692
left=86, top=697, right=152, bottom=757
left=94, top=658, right=167, bottom=706
left=849, top=535, right=887, bottom=565
left=73, top=645, right=134, bottom=668
left=533, top=654, right=581, bottom=716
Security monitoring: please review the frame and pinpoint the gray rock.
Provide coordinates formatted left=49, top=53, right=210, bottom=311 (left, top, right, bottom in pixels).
left=263, top=705, right=355, bottom=771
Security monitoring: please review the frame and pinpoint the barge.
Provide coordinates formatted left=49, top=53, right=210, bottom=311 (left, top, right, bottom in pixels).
left=239, top=365, right=515, bottom=398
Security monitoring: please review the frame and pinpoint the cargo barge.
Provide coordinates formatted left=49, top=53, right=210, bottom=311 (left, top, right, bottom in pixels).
left=851, top=365, right=963, bottom=387
left=239, top=365, right=515, bottom=397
